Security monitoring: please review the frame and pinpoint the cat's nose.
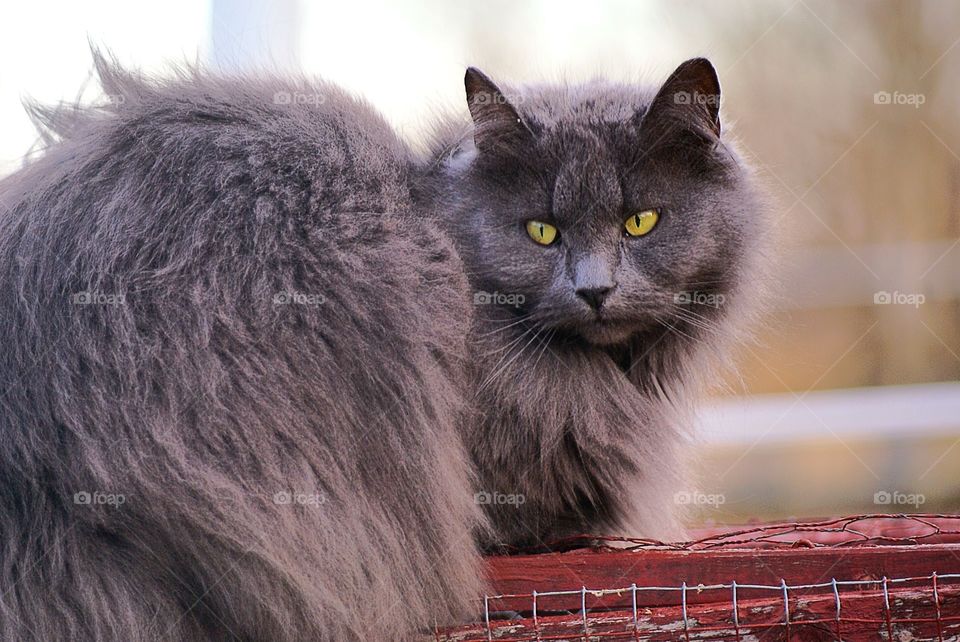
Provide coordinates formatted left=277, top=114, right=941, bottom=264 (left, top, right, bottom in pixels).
left=576, top=286, right=612, bottom=310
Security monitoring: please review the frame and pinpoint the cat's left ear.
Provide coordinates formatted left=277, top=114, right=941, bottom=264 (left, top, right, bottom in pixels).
left=638, top=58, right=721, bottom=141
left=464, top=68, right=534, bottom=154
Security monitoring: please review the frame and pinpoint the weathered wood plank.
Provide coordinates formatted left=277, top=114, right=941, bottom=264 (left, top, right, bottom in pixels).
left=486, top=545, right=960, bottom=613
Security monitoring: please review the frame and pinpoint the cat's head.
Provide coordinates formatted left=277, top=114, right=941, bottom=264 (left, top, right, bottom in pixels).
left=443, top=59, right=763, bottom=348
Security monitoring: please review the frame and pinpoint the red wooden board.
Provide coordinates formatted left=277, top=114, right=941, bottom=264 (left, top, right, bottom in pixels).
left=434, top=515, right=960, bottom=641
left=485, top=545, right=960, bottom=613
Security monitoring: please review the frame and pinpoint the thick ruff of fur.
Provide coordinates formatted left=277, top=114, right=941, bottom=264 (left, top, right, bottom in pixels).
left=0, top=56, right=484, bottom=641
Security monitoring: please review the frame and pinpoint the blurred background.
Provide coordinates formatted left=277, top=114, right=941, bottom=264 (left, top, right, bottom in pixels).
left=1, top=0, right=958, bottom=524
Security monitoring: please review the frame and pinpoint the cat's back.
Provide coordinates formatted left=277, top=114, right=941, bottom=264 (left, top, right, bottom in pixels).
left=0, top=56, right=483, bottom=641
left=0, top=54, right=445, bottom=412
left=2, top=54, right=413, bottom=216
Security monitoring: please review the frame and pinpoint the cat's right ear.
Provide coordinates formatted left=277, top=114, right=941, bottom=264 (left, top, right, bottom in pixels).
left=464, top=68, right=534, bottom=155
left=637, top=58, right=722, bottom=144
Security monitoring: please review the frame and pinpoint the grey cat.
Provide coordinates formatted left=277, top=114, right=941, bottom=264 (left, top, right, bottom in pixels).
left=0, top=52, right=766, bottom=641
left=426, top=60, right=767, bottom=548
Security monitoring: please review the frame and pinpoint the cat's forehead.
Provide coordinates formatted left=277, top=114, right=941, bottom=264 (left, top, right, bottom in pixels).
left=512, top=80, right=657, bottom=129
left=525, top=104, right=637, bottom=223
left=511, top=82, right=653, bottom=181
left=548, top=136, right=624, bottom=224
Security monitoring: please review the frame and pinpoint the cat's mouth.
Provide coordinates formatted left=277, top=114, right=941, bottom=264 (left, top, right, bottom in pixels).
left=575, top=316, right=637, bottom=346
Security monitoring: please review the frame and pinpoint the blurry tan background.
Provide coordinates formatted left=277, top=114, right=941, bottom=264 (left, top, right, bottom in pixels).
left=1, top=0, right=958, bottom=524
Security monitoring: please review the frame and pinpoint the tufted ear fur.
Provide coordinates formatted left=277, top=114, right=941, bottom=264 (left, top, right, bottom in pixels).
left=464, top=67, right=534, bottom=154
left=637, top=58, right=721, bottom=142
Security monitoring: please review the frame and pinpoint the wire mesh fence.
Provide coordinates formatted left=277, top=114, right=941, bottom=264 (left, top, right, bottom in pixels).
left=435, top=514, right=960, bottom=641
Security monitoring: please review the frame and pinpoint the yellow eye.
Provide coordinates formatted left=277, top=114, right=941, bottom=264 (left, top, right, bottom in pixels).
left=624, top=209, right=659, bottom=237
left=526, top=220, right=559, bottom=246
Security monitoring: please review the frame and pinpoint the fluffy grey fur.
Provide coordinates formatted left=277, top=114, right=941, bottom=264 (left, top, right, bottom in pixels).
left=0, top=55, right=483, bottom=641
left=0, top=54, right=767, bottom=639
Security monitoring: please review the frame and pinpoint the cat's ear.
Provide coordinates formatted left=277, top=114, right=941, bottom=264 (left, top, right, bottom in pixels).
left=464, top=67, right=534, bottom=154
left=637, top=58, right=721, bottom=142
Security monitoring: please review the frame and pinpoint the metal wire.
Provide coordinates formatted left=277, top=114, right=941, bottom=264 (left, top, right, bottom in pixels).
left=448, top=574, right=960, bottom=641
left=480, top=573, right=960, bottom=603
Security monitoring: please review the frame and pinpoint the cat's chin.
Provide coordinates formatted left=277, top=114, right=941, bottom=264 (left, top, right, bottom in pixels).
left=576, top=320, right=636, bottom=347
